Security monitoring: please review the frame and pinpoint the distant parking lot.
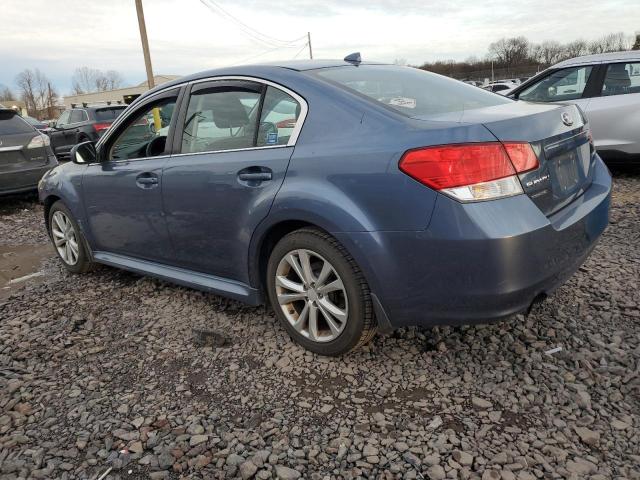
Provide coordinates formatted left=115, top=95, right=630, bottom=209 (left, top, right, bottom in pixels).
left=1, top=171, right=639, bottom=479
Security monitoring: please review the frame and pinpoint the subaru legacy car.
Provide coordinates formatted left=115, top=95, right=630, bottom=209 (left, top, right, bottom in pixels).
left=509, top=51, right=640, bottom=165
left=0, top=108, right=57, bottom=195
left=39, top=57, right=611, bottom=355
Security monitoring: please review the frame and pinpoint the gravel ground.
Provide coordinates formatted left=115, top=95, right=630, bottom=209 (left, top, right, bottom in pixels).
left=1, top=173, right=639, bottom=480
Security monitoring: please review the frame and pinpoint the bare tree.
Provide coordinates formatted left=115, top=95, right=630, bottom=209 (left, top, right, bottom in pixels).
left=0, top=85, right=16, bottom=102
left=488, top=37, right=530, bottom=67
left=632, top=33, right=640, bottom=50
left=15, top=69, right=58, bottom=117
left=72, top=67, right=125, bottom=94
left=531, top=41, right=565, bottom=66
left=589, top=32, right=631, bottom=54
left=103, top=70, right=124, bottom=90
left=71, top=67, right=102, bottom=95
left=564, top=40, right=589, bottom=58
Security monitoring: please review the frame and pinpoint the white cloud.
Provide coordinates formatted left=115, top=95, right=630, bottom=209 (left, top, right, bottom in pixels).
left=1, top=0, right=638, bottom=94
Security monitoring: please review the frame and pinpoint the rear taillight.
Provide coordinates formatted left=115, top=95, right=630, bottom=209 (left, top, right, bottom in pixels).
left=27, top=134, right=50, bottom=149
left=399, top=142, right=539, bottom=202
left=93, top=122, right=111, bottom=133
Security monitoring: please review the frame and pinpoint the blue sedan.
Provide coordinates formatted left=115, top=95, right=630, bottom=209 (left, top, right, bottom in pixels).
left=39, top=56, right=611, bottom=356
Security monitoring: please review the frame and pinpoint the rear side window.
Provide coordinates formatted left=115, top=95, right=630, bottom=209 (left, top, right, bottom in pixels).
left=95, top=107, right=126, bottom=121
left=518, top=66, right=593, bottom=102
left=0, top=112, right=34, bottom=135
left=314, top=65, right=510, bottom=117
left=601, top=62, right=640, bottom=96
left=180, top=88, right=261, bottom=154
left=257, top=87, right=301, bottom=146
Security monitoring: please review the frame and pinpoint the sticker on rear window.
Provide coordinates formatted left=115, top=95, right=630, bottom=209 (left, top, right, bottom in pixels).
left=266, top=132, right=278, bottom=144
left=388, top=97, right=417, bottom=109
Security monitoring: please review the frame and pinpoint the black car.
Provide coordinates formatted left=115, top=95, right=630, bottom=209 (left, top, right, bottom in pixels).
left=48, top=104, right=126, bottom=160
left=23, top=115, right=49, bottom=132
left=0, top=108, right=57, bottom=195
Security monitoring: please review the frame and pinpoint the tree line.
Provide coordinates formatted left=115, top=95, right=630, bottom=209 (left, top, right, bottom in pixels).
left=419, top=32, right=639, bottom=81
left=0, top=67, right=125, bottom=119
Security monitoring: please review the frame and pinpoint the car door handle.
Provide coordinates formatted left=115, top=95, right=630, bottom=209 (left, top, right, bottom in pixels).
left=238, top=172, right=272, bottom=182
left=136, top=173, right=159, bottom=188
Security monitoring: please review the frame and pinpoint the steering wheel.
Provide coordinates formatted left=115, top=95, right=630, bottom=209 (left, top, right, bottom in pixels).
left=145, top=135, right=167, bottom=157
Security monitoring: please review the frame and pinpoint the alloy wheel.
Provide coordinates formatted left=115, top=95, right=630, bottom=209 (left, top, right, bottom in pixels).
left=51, top=211, right=79, bottom=265
left=275, top=249, right=349, bottom=343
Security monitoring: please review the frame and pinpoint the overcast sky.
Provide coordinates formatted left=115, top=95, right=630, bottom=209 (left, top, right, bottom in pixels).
left=2, top=0, right=638, bottom=96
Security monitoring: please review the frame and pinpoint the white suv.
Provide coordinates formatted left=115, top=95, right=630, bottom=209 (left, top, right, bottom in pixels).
left=509, top=51, right=640, bottom=165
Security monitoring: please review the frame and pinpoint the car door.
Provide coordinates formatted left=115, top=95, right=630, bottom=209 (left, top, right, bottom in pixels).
left=65, top=109, right=86, bottom=147
left=515, top=65, right=596, bottom=112
left=162, top=79, right=306, bottom=284
left=81, top=88, right=182, bottom=263
left=49, top=110, right=70, bottom=157
left=582, top=61, right=640, bottom=156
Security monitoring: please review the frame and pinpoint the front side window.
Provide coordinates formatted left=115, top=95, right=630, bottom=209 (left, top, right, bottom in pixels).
left=314, top=65, right=510, bottom=117
left=109, top=96, right=177, bottom=161
left=519, top=66, right=593, bottom=102
left=257, top=87, right=301, bottom=146
left=180, top=87, right=261, bottom=154
left=69, top=109, right=86, bottom=123
left=601, top=62, right=640, bottom=96
left=56, top=110, right=71, bottom=126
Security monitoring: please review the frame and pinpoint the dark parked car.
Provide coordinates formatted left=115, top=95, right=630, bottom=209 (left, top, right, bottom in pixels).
left=0, top=108, right=57, bottom=195
left=23, top=115, right=49, bottom=132
left=47, top=104, right=126, bottom=160
left=39, top=58, right=611, bottom=355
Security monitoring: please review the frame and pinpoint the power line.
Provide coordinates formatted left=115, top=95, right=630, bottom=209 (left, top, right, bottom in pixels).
left=292, top=43, right=309, bottom=60
left=199, top=0, right=306, bottom=48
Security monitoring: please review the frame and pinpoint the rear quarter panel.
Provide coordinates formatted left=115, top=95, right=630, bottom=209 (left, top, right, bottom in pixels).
left=270, top=75, right=499, bottom=233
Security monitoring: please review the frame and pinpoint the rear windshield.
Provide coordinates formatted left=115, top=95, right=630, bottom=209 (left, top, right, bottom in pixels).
left=0, top=111, right=34, bottom=135
left=314, top=65, right=511, bottom=117
left=94, top=107, right=126, bottom=121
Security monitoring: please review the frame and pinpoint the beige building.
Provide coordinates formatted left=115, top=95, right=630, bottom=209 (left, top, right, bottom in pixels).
left=62, top=74, right=180, bottom=108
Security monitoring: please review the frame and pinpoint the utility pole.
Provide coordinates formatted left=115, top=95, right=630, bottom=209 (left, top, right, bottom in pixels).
left=135, top=0, right=155, bottom=90
left=135, top=0, right=161, bottom=129
left=47, top=82, right=53, bottom=119
left=307, top=32, right=313, bottom=59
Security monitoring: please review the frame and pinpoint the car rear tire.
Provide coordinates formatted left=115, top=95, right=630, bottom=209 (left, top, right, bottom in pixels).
left=266, top=228, right=376, bottom=356
left=48, top=201, right=94, bottom=274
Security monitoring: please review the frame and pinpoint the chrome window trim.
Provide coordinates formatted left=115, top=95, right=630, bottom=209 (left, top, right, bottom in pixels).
left=187, top=76, right=308, bottom=147
left=98, top=75, right=309, bottom=157
left=171, top=144, right=289, bottom=159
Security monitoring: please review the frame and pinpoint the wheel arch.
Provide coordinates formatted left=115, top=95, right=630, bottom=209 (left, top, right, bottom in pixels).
left=43, top=194, right=61, bottom=234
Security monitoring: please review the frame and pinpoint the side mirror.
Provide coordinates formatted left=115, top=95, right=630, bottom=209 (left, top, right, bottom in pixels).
left=70, top=141, right=97, bottom=164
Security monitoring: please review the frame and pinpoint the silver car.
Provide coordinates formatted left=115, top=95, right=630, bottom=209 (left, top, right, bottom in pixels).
left=509, top=51, right=640, bottom=164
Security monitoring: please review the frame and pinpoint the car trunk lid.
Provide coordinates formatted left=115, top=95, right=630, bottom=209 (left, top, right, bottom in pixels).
left=417, top=102, right=595, bottom=217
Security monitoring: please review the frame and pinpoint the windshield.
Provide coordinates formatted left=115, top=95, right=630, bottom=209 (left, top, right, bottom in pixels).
left=94, top=107, right=126, bottom=121
left=314, top=65, right=511, bottom=117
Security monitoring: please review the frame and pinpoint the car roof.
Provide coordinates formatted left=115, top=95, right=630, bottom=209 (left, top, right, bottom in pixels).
left=0, top=108, right=17, bottom=116
left=132, top=59, right=389, bottom=108
left=552, top=50, right=640, bottom=68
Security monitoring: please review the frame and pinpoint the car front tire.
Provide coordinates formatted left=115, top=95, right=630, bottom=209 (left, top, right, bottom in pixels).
left=267, top=228, right=376, bottom=356
left=48, top=201, right=94, bottom=274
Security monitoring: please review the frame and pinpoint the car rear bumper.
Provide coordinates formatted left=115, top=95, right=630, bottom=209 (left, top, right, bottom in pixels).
left=335, top=156, right=612, bottom=328
left=0, top=155, right=58, bottom=196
